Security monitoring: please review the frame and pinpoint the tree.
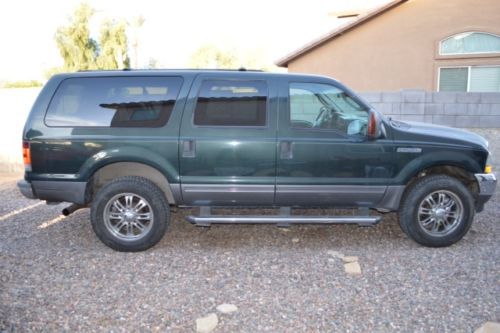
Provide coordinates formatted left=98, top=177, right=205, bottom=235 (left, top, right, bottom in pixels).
left=189, top=45, right=240, bottom=69
left=189, top=44, right=279, bottom=71
left=55, top=2, right=130, bottom=71
left=55, top=3, right=98, bottom=71
left=130, top=15, right=145, bottom=68
left=97, top=19, right=130, bottom=69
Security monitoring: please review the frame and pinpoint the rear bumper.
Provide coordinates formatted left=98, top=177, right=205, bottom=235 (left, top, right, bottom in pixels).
left=17, top=179, right=87, bottom=204
left=475, top=173, right=497, bottom=212
left=17, top=180, right=36, bottom=199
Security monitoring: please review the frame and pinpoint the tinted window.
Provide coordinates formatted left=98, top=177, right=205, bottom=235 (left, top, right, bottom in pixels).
left=289, top=82, right=368, bottom=136
left=45, top=76, right=183, bottom=127
left=194, top=80, right=267, bottom=126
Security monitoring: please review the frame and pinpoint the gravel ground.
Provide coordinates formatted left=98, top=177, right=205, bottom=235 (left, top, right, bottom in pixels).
left=0, top=178, right=498, bottom=332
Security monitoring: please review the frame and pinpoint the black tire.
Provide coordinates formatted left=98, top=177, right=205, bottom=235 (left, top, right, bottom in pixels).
left=399, top=175, right=475, bottom=247
left=91, top=176, right=169, bottom=252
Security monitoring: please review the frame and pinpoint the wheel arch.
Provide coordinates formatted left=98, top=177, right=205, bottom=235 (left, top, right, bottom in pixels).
left=87, top=162, right=180, bottom=204
left=404, top=163, right=479, bottom=200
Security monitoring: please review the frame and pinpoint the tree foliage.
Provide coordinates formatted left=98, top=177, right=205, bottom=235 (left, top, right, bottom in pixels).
left=189, top=44, right=278, bottom=71
left=55, top=3, right=130, bottom=72
left=2, top=80, right=43, bottom=88
left=97, top=19, right=130, bottom=69
left=55, top=3, right=98, bottom=71
left=189, top=45, right=240, bottom=69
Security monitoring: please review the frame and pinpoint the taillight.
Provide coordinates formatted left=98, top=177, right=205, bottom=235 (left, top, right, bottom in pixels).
left=22, top=141, right=32, bottom=172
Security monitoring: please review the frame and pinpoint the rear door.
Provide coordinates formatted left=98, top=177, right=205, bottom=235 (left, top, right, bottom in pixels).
left=179, top=74, right=278, bottom=205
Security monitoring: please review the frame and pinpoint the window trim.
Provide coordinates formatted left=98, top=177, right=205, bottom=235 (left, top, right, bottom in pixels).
left=438, top=31, right=500, bottom=57
left=191, top=78, right=269, bottom=129
left=287, top=81, right=369, bottom=138
left=44, top=76, right=184, bottom=129
left=437, top=65, right=500, bottom=92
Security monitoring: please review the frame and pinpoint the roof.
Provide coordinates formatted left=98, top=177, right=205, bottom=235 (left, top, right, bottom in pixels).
left=51, top=68, right=336, bottom=81
left=276, top=0, right=408, bottom=67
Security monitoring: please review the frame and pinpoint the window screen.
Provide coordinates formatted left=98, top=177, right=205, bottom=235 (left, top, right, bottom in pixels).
left=439, top=68, right=468, bottom=92
left=45, top=76, right=183, bottom=127
left=193, top=80, right=267, bottom=126
left=470, top=67, right=500, bottom=92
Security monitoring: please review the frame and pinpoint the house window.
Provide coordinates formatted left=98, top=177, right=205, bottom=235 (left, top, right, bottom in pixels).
left=440, top=32, right=500, bottom=55
left=439, top=66, right=500, bottom=92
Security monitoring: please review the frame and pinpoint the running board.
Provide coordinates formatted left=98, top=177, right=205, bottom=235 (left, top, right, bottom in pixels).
left=185, top=207, right=381, bottom=227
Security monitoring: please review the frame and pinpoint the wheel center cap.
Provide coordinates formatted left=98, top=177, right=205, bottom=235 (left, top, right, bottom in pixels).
left=433, top=208, right=446, bottom=219
left=124, top=211, right=135, bottom=221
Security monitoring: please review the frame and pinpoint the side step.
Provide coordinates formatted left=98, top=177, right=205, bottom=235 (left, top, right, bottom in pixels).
left=185, top=207, right=381, bottom=227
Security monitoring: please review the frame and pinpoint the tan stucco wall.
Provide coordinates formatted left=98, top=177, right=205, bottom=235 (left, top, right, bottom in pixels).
left=286, top=0, right=500, bottom=92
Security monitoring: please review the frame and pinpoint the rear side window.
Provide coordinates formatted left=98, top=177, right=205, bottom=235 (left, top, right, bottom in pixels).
left=193, top=80, right=267, bottom=126
left=45, top=76, right=183, bottom=127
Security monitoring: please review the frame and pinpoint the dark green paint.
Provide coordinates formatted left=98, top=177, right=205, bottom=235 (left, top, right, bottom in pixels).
left=22, top=70, right=491, bottom=206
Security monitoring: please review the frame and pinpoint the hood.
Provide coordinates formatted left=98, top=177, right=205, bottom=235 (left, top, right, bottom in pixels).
left=390, top=120, right=489, bottom=151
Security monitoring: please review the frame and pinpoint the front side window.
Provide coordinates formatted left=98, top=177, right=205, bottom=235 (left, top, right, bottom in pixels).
left=440, top=32, right=500, bottom=55
left=439, top=67, right=500, bottom=92
left=289, top=82, right=368, bottom=136
left=46, top=76, right=183, bottom=127
left=194, top=80, right=267, bottom=126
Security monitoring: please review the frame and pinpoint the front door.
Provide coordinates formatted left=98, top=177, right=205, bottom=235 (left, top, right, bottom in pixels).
left=179, top=74, right=277, bottom=205
left=276, top=79, right=395, bottom=207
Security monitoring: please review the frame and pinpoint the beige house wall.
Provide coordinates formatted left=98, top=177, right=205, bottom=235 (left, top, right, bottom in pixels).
left=286, top=0, right=500, bottom=92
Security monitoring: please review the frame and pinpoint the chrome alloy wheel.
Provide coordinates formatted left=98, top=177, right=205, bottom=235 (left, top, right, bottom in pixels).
left=417, top=190, right=463, bottom=237
left=103, top=193, right=154, bottom=241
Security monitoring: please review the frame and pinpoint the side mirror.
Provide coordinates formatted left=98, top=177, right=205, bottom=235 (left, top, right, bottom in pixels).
left=367, top=110, right=383, bottom=140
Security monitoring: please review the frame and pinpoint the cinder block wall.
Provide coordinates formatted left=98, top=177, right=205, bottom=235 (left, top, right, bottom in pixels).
left=360, top=90, right=500, bottom=170
left=360, top=90, right=500, bottom=128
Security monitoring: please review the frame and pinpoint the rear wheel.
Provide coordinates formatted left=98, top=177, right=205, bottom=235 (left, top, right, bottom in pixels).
left=91, top=176, right=169, bottom=252
left=399, top=175, right=474, bottom=247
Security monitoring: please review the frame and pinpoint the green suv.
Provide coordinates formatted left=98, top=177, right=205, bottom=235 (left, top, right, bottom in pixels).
left=18, top=70, right=496, bottom=251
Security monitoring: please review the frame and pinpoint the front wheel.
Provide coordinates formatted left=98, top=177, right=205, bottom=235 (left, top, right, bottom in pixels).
left=399, top=175, right=475, bottom=247
left=91, top=176, right=169, bottom=252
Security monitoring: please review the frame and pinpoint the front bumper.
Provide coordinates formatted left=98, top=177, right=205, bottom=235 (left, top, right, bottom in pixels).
left=474, top=173, right=497, bottom=212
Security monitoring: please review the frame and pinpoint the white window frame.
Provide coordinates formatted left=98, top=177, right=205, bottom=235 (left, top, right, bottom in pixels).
left=437, top=65, right=500, bottom=92
left=439, top=31, right=500, bottom=56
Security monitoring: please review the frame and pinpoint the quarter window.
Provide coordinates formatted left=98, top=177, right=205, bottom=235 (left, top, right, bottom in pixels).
left=289, top=82, right=368, bottom=136
left=193, top=80, right=267, bottom=126
left=45, top=77, right=182, bottom=127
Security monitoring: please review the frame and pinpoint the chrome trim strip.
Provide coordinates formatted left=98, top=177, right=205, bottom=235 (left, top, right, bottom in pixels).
left=183, top=184, right=275, bottom=193
left=181, top=184, right=275, bottom=205
left=276, top=185, right=386, bottom=194
left=186, top=215, right=381, bottom=225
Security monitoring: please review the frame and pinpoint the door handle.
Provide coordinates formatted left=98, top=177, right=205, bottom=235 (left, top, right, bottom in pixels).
left=280, top=141, right=293, bottom=159
left=182, top=139, right=196, bottom=158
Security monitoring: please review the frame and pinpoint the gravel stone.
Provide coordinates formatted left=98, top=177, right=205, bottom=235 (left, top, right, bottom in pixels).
left=216, top=303, right=238, bottom=314
left=342, top=256, right=359, bottom=263
left=344, top=261, right=362, bottom=275
left=327, top=250, right=344, bottom=258
left=0, top=178, right=498, bottom=332
left=474, top=322, right=500, bottom=333
left=196, top=313, right=218, bottom=333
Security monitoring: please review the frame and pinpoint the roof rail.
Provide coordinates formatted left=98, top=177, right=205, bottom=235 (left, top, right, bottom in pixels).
left=76, top=68, right=265, bottom=73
